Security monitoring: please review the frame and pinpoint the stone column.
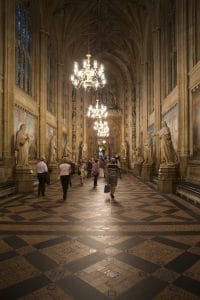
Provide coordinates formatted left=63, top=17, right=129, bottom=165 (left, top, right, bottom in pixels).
left=71, top=87, right=77, bottom=162
left=3, top=0, right=15, bottom=180
left=153, top=26, right=161, bottom=171
left=57, top=62, right=64, bottom=160
left=0, top=0, right=3, bottom=164
left=176, top=0, right=189, bottom=177
left=135, top=77, right=141, bottom=147
left=131, top=87, right=136, bottom=167
left=39, top=29, right=48, bottom=158
left=141, top=62, right=148, bottom=148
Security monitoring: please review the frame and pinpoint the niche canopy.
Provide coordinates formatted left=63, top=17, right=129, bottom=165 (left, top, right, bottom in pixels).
left=70, top=53, right=106, bottom=90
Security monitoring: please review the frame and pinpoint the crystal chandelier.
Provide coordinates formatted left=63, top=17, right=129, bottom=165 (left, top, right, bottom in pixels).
left=87, top=99, right=108, bottom=119
left=94, top=120, right=109, bottom=137
left=97, top=127, right=109, bottom=137
left=70, top=54, right=106, bottom=90
left=93, top=120, right=108, bottom=131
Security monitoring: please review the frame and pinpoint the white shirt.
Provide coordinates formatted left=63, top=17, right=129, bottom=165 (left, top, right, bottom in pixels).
left=37, top=161, right=48, bottom=173
left=59, top=163, right=71, bottom=176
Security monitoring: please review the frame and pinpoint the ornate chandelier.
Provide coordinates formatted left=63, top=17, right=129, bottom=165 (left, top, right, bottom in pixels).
left=97, top=127, right=109, bottom=137
left=87, top=99, right=108, bottom=119
left=70, top=54, right=106, bottom=90
left=93, top=120, right=108, bottom=131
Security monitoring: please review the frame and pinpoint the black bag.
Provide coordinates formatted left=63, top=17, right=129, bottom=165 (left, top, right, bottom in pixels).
left=45, top=172, right=50, bottom=185
left=104, top=184, right=110, bottom=193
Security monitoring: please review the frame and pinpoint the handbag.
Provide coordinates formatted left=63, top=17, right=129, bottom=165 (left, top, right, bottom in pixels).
left=104, top=184, right=110, bottom=193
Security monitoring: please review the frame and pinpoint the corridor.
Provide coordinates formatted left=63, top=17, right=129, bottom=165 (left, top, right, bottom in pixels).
left=0, top=174, right=200, bottom=299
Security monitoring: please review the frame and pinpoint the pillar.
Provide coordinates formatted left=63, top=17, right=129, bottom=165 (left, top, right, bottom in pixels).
left=39, top=29, right=48, bottom=158
left=153, top=26, right=161, bottom=170
left=57, top=62, right=64, bottom=160
left=3, top=0, right=15, bottom=180
left=176, top=0, right=189, bottom=177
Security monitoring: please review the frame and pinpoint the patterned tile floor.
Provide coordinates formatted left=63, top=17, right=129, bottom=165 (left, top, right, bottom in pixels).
left=0, top=174, right=200, bottom=299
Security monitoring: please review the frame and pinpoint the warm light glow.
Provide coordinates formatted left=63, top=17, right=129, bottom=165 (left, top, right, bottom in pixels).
left=93, top=120, right=109, bottom=137
left=87, top=99, right=108, bottom=119
left=70, top=54, right=106, bottom=90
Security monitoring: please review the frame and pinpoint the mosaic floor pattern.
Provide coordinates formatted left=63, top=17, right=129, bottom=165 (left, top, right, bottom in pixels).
left=0, top=174, right=200, bottom=299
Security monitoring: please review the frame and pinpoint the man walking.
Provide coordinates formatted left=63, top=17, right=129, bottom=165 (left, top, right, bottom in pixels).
left=36, top=157, right=48, bottom=197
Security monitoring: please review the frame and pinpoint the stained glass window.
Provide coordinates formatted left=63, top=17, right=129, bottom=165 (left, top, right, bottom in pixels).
left=15, top=0, right=32, bottom=95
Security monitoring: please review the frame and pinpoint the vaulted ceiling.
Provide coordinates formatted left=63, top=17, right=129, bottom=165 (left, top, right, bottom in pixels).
left=39, top=0, right=158, bottom=86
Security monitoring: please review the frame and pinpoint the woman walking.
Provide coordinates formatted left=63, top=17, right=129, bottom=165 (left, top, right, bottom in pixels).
left=106, top=158, right=119, bottom=199
left=92, top=159, right=99, bottom=188
left=59, top=157, right=71, bottom=200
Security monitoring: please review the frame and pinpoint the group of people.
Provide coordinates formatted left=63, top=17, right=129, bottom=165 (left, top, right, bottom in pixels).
left=36, top=156, right=72, bottom=200
left=36, top=155, right=121, bottom=201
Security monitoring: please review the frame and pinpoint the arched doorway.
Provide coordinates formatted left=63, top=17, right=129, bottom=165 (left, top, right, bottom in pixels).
left=86, top=113, right=122, bottom=159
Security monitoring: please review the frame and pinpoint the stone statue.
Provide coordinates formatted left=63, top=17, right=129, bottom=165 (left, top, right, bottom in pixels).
left=159, top=121, right=178, bottom=167
left=135, top=146, right=144, bottom=164
left=120, top=142, right=127, bottom=159
left=143, top=132, right=153, bottom=164
left=82, top=142, right=87, bottom=161
left=49, top=135, right=57, bottom=163
left=63, top=138, right=72, bottom=158
left=15, top=123, right=30, bottom=166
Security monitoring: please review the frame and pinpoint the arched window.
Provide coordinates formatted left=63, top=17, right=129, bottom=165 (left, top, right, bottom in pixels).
left=167, top=2, right=177, bottom=94
left=15, top=0, right=32, bottom=94
left=194, top=0, right=200, bottom=64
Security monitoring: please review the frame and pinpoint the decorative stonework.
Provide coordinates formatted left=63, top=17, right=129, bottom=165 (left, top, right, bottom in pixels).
left=72, top=88, right=77, bottom=161
left=14, top=105, right=38, bottom=160
left=158, top=165, right=177, bottom=193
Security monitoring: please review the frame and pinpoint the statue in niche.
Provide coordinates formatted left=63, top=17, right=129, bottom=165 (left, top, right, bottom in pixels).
left=15, top=123, right=30, bottom=166
left=49, top=135, right=57, bottom=163
left=135, top=146, right=144, bottom=165
left=143, top=132, right=153, bottom=164
left=81, top=142, right=88, bottom=161
left=158, top=121, right=178, bottom=167
left=120, top=142, right=127, bottom=159
left=63, top=137, right=72, bottom=158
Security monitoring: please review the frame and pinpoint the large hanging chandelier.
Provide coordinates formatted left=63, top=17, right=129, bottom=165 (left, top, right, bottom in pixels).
left=93, top=120, right=108, bottom=131
left=70, top=54, right=106, bottom=90
left=87, top=99, right=108, bottom=119
left=97, top=127, right=109, bottom=137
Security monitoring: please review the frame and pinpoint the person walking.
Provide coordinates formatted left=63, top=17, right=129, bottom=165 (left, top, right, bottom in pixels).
left=79, top=161, right=87, bottom=185
left=106, top=158, right=119, bottom=199
left=59, top=157, right=71, bottom=200
left=92, top=159, right=99, bottom=188
left=36, top=157, right=48, bottom=197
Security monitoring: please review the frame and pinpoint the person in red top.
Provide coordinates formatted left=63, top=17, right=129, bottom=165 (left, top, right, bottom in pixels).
left=92, top=159, right=99, bottom=189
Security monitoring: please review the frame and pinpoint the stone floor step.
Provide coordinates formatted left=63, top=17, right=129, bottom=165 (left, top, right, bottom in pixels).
left=0, top=184, right=16, bottom=199
left=176, top=187, right=200, bottom=205
left=0, top=193, right=24, bottom=205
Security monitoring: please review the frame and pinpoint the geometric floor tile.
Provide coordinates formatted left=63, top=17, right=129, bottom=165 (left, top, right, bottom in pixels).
left=0, top=174, right=199, bottom=299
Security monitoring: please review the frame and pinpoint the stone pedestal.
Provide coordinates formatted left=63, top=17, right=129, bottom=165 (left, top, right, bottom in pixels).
left=15, top=166, right=35, bottom=193
left=141, top=163, right=153, bottom=181
left=133, top=163, right=143, bottom=176
left=121, top=158, right=128, bottom=172
left=158, top=165, right=177, bottom=193
left=48, top=163, right=59, bottom=182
